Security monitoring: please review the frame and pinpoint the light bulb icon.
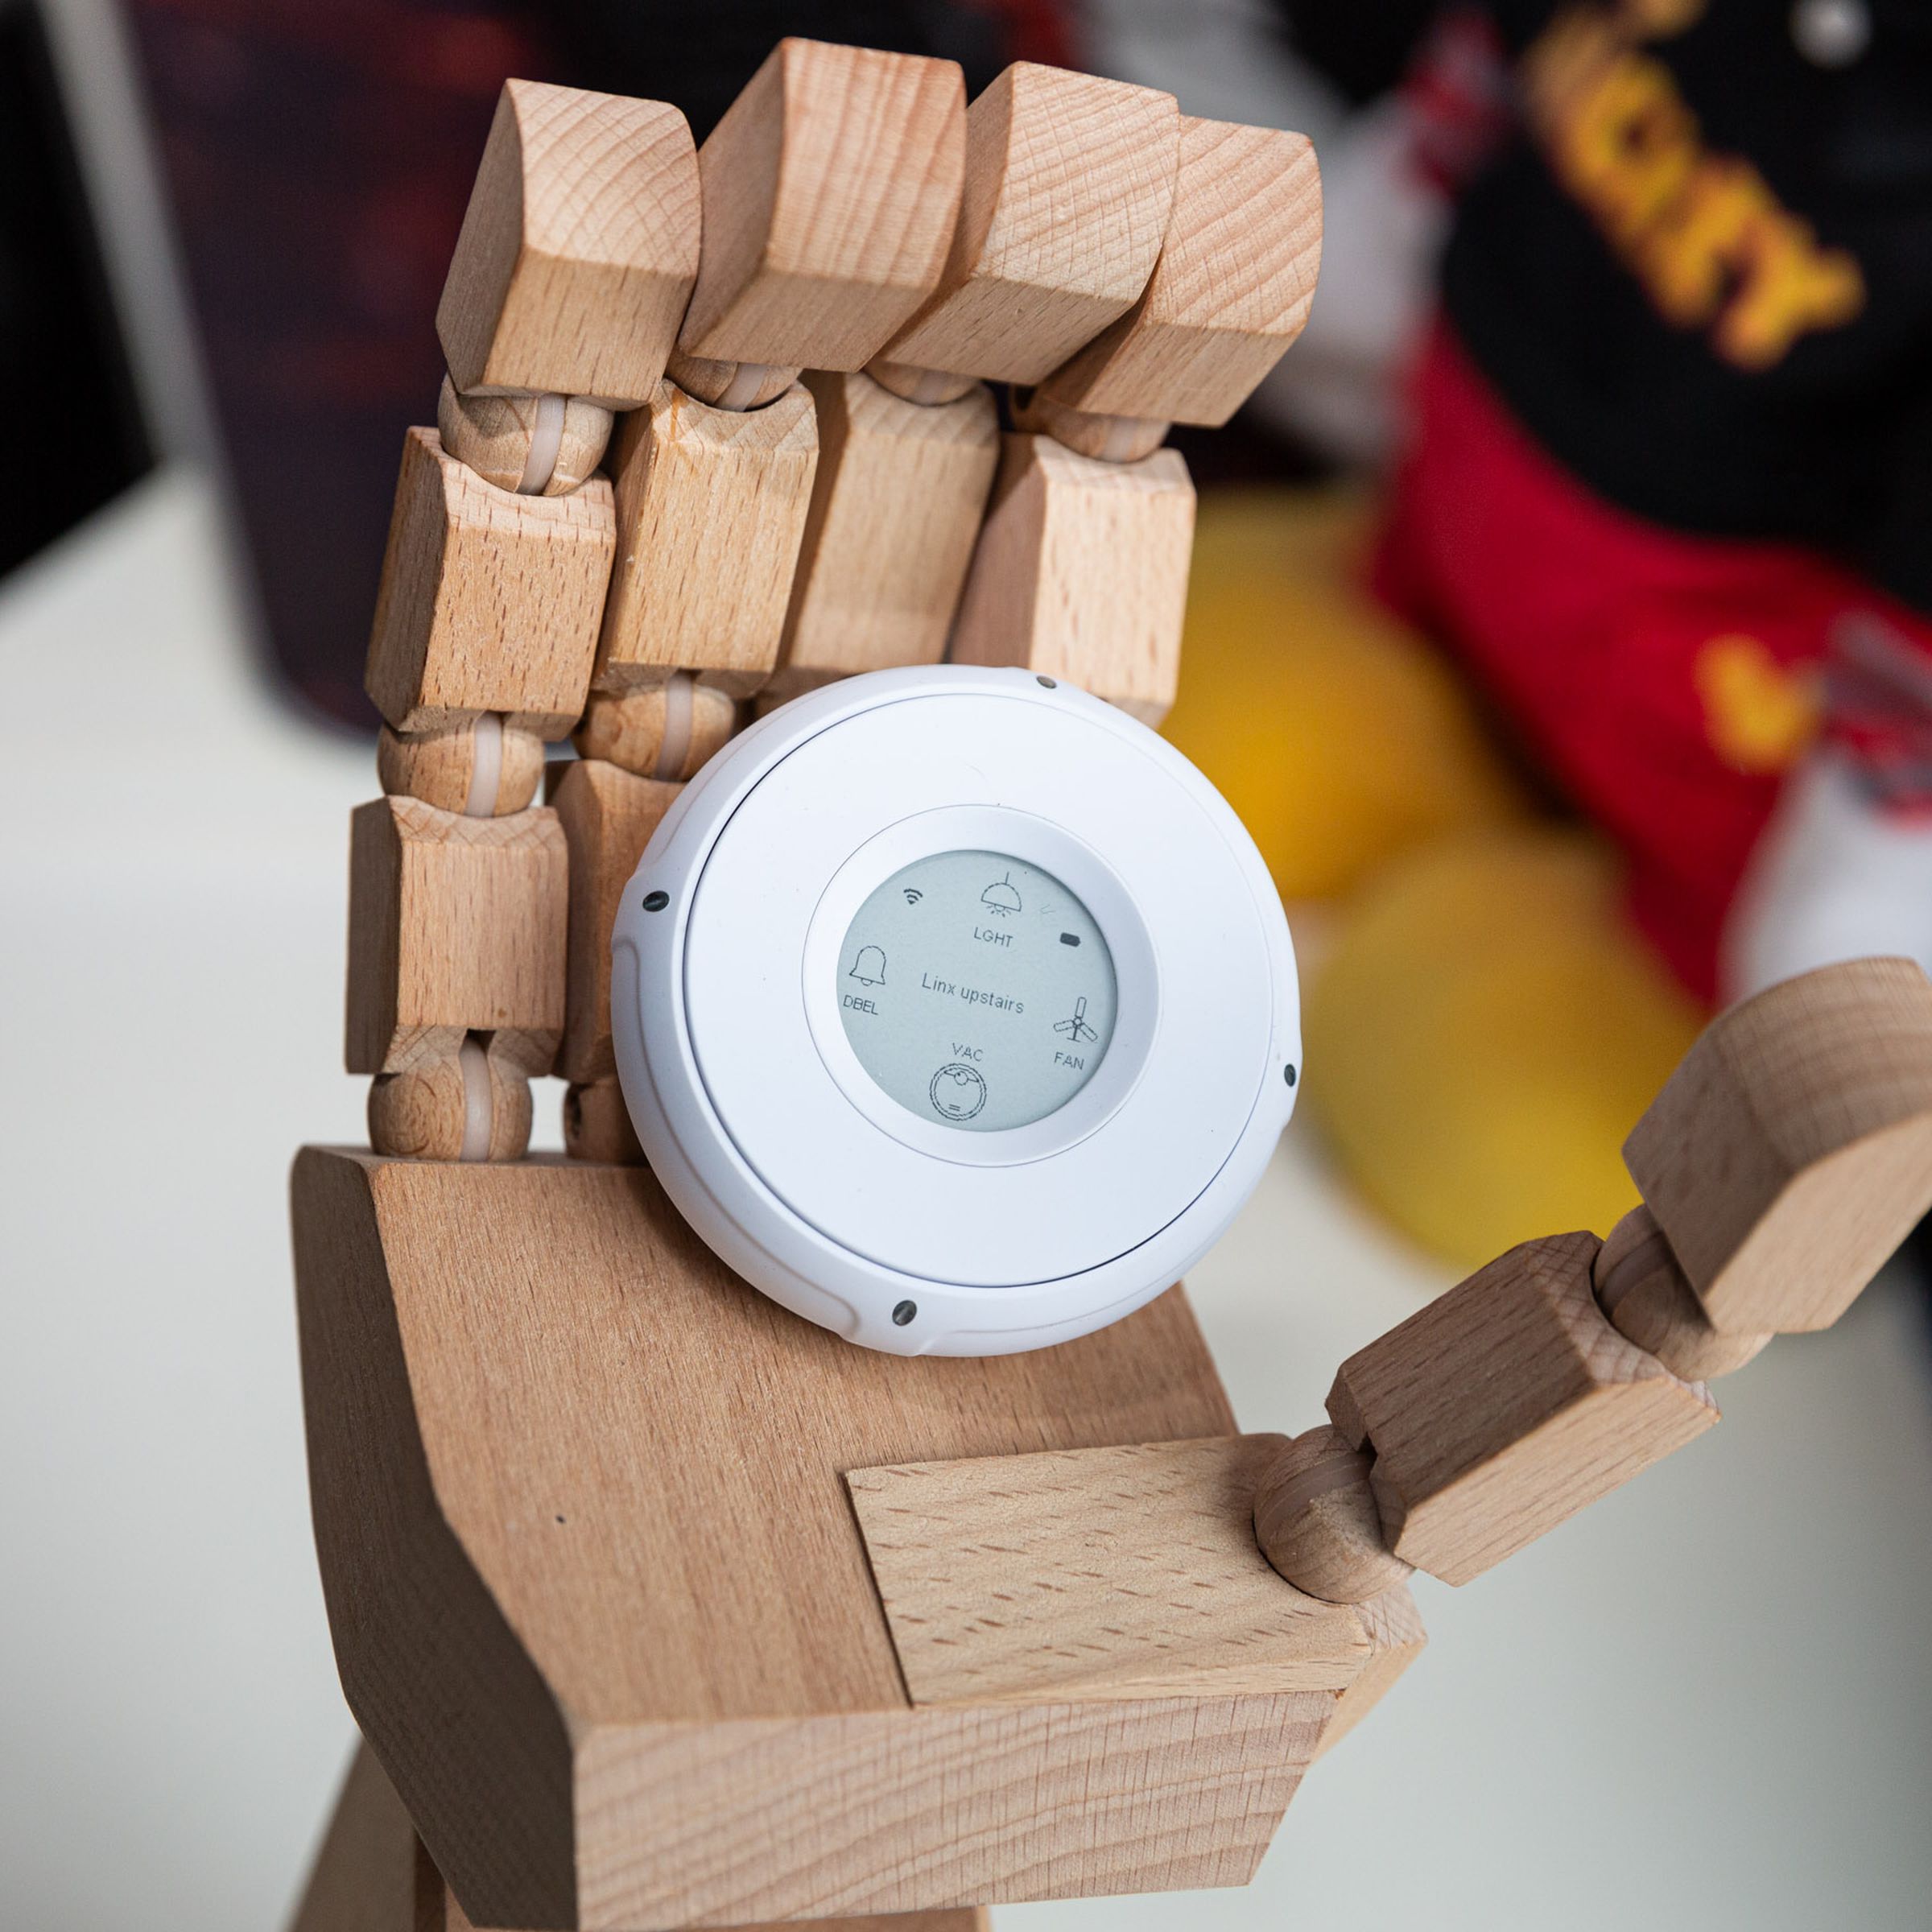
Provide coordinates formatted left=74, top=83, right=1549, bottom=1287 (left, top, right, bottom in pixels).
left=849, top=944, right=887, bottom=987
left=980, top=873, right=1022, bottom=916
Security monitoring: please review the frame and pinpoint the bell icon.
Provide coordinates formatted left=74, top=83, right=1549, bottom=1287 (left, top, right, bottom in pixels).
left=849, top=944, right=887, bottom=987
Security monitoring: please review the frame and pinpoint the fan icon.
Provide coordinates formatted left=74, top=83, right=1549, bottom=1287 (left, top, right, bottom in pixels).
left=980, top=873, right=1022, bottom=916
left=1055, top=996, right=1099, bottom=1046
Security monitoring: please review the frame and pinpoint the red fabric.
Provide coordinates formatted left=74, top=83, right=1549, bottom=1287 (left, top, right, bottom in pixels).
left=1375, top=321, right=1932, bottom=1001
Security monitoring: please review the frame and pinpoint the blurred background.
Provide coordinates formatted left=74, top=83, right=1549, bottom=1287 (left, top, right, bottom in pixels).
left=3, top=0, right=1930, bottom=1926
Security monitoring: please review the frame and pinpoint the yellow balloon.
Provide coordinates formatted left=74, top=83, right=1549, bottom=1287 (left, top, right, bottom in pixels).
left=1163, top=489, right=1525, bottom=902
left=1304, top=832, right=1705, bottom=1269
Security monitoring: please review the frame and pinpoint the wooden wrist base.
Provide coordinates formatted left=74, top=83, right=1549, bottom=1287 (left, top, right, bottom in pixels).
left=292, top=1149, right=1420, bottom=1931
left=293, top=1740, right=989, bottom=1932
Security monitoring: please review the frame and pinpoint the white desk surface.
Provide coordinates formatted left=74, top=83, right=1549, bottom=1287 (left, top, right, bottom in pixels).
left=4, top=473, right=1929, bottom=1931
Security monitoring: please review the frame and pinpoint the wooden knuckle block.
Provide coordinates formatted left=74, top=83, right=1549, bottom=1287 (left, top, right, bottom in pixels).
left=947, top=433, right=1195, bottom=723
left=550, top=758, right=679, bottom=1084
left=1594, top=1204, right=1771, bottom=1381
left=1327, top=1233, right=1719, bottom=1587
left=436, top=378, right=614, bottom=497
left=378, top=720, right=545, bottom=819
left=365, top=427, right=616, bottom=738
left=770, top=371, right=999, bottom=700
left=1038, top=118, right=1322, bottom=426
left=1624, top=956, right=1932, bottom=1335
left=881, top=64, right=1181, bottom=386
left=345, top=796, right=566, bottom=1078
left=292, top=1147, right=1347, bottom=1927
left=846, top=1434, right=1422, bottom=1707
left=574, top=681, right=739, bottom=782
left=594, top=382, right=819, bottom=699
left=676, top=40, right=966, bottom=371
left=437, top=79, right=700, bottom=407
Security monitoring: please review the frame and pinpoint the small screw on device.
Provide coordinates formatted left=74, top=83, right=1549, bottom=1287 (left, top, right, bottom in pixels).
left=892, top=1299, right=918, bottom=1326
left=642, top=890, right=670, bottom=911
left=1037, top=675, right=1057, bottom=688
left=1284, top=1064, right=1298, bottom=1087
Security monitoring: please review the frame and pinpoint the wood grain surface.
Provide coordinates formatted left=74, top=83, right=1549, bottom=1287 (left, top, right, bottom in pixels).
left=436, top=379, right=614, bottom=497
left=1624, top=956, right=1932, bottom=1334
left=848, top=1435, right=1413, bottom=1705
left=1038, top=118, right=1322, bottom=426
left=344, top=795, right=565, bottom=1078
left=771, top=370, right=998, bottom=699
left=1328, top=1233, right=1719, bottom=1585
left=1314, top=1586, right=1426, bottom=1759
left=294, top=1150, right=1286, bottom=1927
left=595, top=382, right=818, bottom=698
left=573, top=681, right=740, bottom=782
left=881, top=64, right=1179, bottom=384
left=438, top=80, right=700, bottom=406
left=947, top=433, right=1195, bottom=722
left=678, top=40, right=964, bottom=369
left=365, top=427, right=615, bottom=737
left=376, top=719, right=545, bottom=819
left=549, top=758, right=679, bottom=1084
left=292, top=1740, right=997, bottom=1932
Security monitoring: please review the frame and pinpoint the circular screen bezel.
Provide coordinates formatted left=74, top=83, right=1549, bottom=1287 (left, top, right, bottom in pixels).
left=803, top=807, right=1158, bottom=1164
left=677, top=688, right=1276, bottom=1290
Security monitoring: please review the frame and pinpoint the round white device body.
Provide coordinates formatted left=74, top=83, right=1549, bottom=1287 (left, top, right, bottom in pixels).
left=610, top=665, right=1300, bottom=1356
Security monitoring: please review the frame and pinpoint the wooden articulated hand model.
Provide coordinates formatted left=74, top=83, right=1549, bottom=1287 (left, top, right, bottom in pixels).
left=289, top=39, right=1932, bottom=1932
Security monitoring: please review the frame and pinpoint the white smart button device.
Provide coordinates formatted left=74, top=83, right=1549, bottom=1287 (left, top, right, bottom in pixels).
left=611, top=664, right=1301, bottom=1356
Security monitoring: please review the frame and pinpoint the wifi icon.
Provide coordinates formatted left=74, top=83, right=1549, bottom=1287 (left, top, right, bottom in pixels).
left=902, top=887, right=924, bottom=906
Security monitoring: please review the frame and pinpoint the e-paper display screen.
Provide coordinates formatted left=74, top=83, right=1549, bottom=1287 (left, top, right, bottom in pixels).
left=836, top=849, right=1117, bottom=1132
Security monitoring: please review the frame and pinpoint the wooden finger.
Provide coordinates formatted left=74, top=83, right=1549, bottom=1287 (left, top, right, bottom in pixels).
left=345, top=795, right=565, bottom=1080
left=1327, top=1233, right=1718, bottom=1586
left=866, top=359, right=979, bottom=407
left=677, top=40, right=964, bottom=372
left=437, top=80, right=700, bottom=407
left=1624, top=956, right=1932, bottom=1333
left=1036, top=117, right=1322, bottom=427
left=770, top=370, right=999, bottom=700
left=594, top=382, right=818, bottom=700
left=947, top=432, right=1195, bottom=723
left=365, top=427, right=614, bottom=738
left=877, top=64, right=1179, bottom=386
left=549, top=758, right=679, bottom=1086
